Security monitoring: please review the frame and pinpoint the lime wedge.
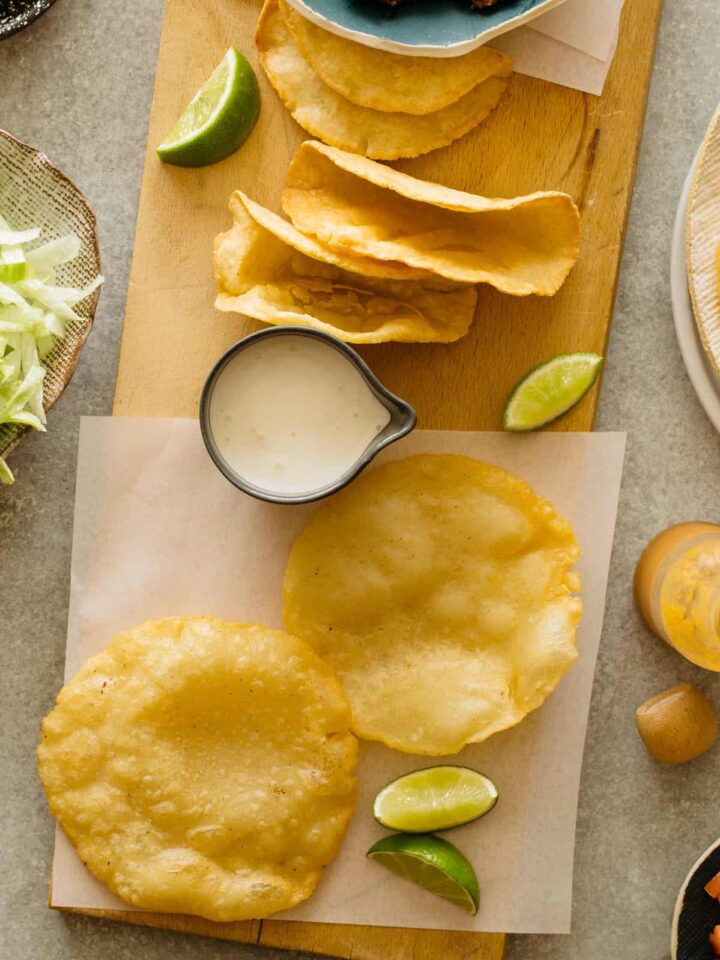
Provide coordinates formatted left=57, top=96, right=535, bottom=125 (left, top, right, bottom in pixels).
left=373, top=766, right=498, bottom=833
left=502, top=352, right=603, bottom=432
left=367, top=833, right=479, bottom=915
left=157, top=48, right=260, bottom=167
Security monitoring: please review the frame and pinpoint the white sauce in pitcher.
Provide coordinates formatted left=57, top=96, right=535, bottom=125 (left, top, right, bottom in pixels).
left=208, top=335, right=391, bottom=496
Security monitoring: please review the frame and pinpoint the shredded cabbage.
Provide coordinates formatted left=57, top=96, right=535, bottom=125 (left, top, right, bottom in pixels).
left=0, top=214, right=103, bottom=484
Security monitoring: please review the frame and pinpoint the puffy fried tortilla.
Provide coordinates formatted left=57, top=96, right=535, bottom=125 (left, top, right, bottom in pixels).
left=284, top=455, right=582, bottom=756
left=255, top=0, right=509, bottom=160
left=37, top=618, right=358, bottom=921
left=214, top=193, right=478, bottom=344
left=283, top=1, right=512, bottom=115
left=283, top=141, right=581, bottom=294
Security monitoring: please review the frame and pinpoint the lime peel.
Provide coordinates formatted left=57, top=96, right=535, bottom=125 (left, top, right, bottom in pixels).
left=503, top=352, right=604, bottom=432
left=367, top=833, right=479, bottom=915
left=157, top=48, right=260, bottom=168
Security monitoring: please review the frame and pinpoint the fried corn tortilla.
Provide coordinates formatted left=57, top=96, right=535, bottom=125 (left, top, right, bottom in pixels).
left=235, top=191, right=429, bottom=282
left=284, top=455, right=582, bottom=756
left=214, top=194, right=478, bottom=344
left=283, top=141, right=581, bottom=294
left=256, top=0, right=509, bottom=160
left=282, top=1, right=512, bottom=115
left=37, top=617, right=358, bottom=921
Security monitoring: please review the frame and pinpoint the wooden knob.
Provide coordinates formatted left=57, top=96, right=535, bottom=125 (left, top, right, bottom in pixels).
left=636, top=683, right=717, bottom=765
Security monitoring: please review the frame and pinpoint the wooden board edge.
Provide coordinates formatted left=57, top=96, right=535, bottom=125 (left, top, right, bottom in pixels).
left=110, top=0, right=181, bottom=419
left=51, top=903, right=261, bottom=944
left=583, top=0, right=664, bottom=428
left=259, top=920, right=507, bottom=960
left=51, top=901, right=506, bottom=960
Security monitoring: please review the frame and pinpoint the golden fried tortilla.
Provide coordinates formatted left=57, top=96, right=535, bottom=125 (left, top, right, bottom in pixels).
left=256, top=0, right=509, bottom=160
left=214, top=192, right=478, bottom=344
left=282, top=140, right=581, bottom=295
left=284, top=455, right=582, bottom=756
left=282, top=0, right=512, bottom=115
left=38, top=617, right=358, bottom=921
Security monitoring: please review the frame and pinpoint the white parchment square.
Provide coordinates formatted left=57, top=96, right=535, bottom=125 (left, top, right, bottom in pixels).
left=531, top=0, right=625, bottom=62
left=495, top=24, right=620, bottom=97
left=50, top=417, right=626, bottom=934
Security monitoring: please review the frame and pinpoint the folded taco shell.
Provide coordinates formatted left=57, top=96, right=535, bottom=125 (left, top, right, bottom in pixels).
left=282, top=141, right=581, bottom=295
left=255, top=0, right=509, bottom=161
left=214, top=193, right=478, bottom=344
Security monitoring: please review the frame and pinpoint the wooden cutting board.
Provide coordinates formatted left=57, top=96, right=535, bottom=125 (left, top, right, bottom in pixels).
left=90, top=0, right=660, bottom=955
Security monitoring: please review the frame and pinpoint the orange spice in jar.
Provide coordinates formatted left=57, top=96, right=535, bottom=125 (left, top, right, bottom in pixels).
left=635, top=523, right=720, bottom=671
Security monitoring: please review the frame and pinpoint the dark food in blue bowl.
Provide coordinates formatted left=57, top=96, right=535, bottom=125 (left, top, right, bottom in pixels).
left=379, top=0, right=503, bottom=7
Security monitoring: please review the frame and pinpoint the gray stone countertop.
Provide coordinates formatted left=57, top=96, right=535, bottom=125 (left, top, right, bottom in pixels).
left=1, top=1, right=719, bottom=958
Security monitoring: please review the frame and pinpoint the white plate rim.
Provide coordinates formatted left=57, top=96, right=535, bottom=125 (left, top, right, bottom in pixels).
left=283, top=0, right=570, bottom=58
left=670, top=154, right=720, bottom=436
left=686, top=104, right=720, bottom=381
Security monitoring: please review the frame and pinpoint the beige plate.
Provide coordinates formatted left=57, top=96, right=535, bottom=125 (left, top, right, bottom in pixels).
left=0, top=130, right=102, bottom=469
left=686, top=104, right=720, bottom=379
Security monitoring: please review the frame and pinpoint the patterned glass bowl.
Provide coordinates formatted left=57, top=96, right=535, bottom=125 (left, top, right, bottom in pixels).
left=283, top=0, right=569, bottom=57
left=0, top=130, right=101, bottom=471
left=0, top=0, right=58, bottom=41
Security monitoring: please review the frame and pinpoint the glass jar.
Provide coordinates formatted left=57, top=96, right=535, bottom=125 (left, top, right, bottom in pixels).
left=634, top=522, right=720, bottom=671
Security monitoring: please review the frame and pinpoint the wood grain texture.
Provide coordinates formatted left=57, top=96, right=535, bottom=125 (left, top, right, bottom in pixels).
left=259, top=921, right=506, bottom=959
left=88, top=0, right=661, bottom=955
left=55, top=905, right=261, bottom=944
left=113, top=0, right=662, bottom=434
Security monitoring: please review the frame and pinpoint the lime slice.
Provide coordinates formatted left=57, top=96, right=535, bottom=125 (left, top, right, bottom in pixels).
left=367, top=833, right=479, bottom=915
left=157, top=48, right=260, bottom=167
left=373, top=766, right=498, bottom=833
left=502, top=352, right=603, bottom=432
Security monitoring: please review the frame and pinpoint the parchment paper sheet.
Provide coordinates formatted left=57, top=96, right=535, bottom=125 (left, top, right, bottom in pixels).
left=531, top=0, right=625, bottom=63
left=496, top=0, right=626, bottom=96
left=51, top=418, right=626, bottom=934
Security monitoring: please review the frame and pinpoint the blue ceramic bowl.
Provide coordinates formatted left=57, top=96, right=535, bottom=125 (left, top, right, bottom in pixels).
left=284, top=0, right=568, bottom=57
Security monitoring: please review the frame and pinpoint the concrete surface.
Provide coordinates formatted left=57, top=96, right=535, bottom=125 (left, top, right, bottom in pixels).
left=1, top=1, right=719, bottom=958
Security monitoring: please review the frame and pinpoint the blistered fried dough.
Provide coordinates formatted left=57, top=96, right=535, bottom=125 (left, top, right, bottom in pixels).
left=283, top=141, right=581, bottom=295
left=282, top=0, right=512, bottom=115
left=232, top=191, right=430, bottom=282
left=256, top=0, right=509, bottom=161
left=214, top=194, right=477, bottom=344
left=38, top=617, right=358, bottom=921
left=284, top=455, right=582, bottom=756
